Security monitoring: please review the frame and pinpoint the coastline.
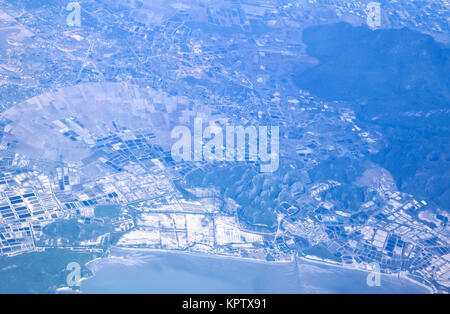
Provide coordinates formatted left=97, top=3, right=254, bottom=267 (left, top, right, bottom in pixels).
left=82, top=246, right=433, bottom=294
left=107, top=246, right=294, bottom=265
left=297, top=255, right=435, bottom=294
left=81, top=246, right=302, bottom=294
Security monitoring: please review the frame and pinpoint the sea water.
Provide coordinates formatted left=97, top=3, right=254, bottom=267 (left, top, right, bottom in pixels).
left=81, top=248, right=429, bottom=294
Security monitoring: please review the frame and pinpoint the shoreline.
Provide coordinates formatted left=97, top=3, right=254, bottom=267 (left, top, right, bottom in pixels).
left=87, top=246, right=294, bottom=268
left=297, top=255, right=435, bottom=294
left=82, top=246, right=433, bottom=293
left=83, top=246, right=294, bottom=283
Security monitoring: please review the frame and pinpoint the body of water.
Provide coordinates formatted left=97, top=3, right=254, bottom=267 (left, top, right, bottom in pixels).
left=81, top=248, right=429, bottom=294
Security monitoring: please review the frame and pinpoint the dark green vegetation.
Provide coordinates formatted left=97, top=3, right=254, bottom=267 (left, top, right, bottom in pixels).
left=186, top=165, right=277, bottom=229
left=295, top=23, right=449, bottom=120
left=0, top=249, right=95, bottom=293
left=309, top=157, right=365, bottom=183
left=94, top=204, right=121, bottom=218
left=186, top=164, right=307, bottom=230
left=294, top=23, right=450, bottom=210
left=309, top=157, right=373, bottom=211
left=43, top=219, right=112, bottom=242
